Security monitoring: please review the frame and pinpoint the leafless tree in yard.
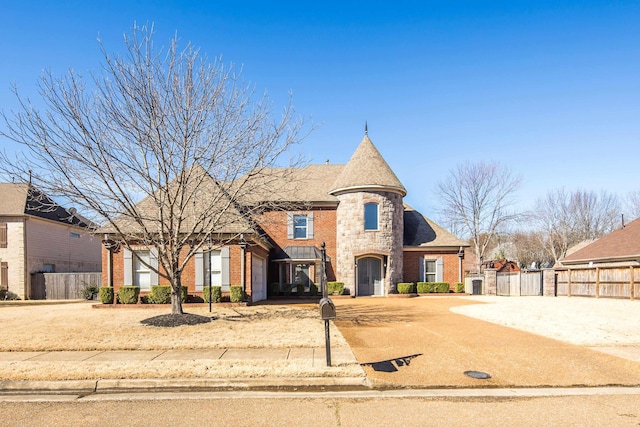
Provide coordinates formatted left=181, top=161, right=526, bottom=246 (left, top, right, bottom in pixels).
left=624, top=190, right=640, bottom=221
left=435, top=161, right=521, bottom=272
left=0, top=24, right=309, bottom=314
left=532, top=189, right=620, bottom=265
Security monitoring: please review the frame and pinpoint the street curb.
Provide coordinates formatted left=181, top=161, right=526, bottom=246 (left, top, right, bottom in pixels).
left=0, top=380, right=98, bottom=394
left=0, top=377, right=370, bottom=395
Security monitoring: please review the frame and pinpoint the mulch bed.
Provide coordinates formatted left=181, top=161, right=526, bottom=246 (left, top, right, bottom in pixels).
left=140, top=313, right=214, bottom=327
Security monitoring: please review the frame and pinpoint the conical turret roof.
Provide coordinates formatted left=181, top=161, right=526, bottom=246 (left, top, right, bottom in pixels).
left=329, top=134, right=406, bottom=196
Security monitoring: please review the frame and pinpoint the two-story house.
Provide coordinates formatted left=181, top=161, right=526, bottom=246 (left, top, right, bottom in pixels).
left=101, top=133, right=467, bottom=302
left=0, top=183, right=102, bottom=299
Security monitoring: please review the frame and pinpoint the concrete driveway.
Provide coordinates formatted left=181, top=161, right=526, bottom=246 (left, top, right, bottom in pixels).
left=332, top=296, right=640, bottom=388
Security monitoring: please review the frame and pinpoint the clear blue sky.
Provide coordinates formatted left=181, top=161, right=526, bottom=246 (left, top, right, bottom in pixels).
left=1, top=1, right=638, bottom=221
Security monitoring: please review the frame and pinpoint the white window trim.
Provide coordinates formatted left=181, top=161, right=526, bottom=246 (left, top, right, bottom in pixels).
left=421, top=256, right=444, bottom=282
left=287, top=212, right=314, bottom=240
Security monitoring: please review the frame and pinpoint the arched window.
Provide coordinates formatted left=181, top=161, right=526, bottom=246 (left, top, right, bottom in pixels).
left=364, top=203, right=379, bottom=230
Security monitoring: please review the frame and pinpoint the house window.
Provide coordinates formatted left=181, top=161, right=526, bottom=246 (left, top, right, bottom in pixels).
left=423, top=257, right=444, bottom=282
left=42, top=264, right=55, bottom=273
left=294, top=215, right=308, bottom=239
left=0, top=222, right=7, bottom=248
left=69, top=232, right=80, bottom=238
left=364, top=203, right=379, bottom=230
left=133, top=251, right=151, bottom=290
left=287, top=213, right=314, bottom=240
left=204, top=250, right=222, bottom=287
left=424, top=260, right=436, bottom=282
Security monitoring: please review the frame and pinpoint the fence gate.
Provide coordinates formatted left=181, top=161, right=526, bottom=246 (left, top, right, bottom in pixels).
left=520, top=271, right=542, bottom=296
left=496, top=273, right=511, bottom=296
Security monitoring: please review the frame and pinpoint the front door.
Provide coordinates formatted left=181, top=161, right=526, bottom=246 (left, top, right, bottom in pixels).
left=357, top=257, right=383, bottom=296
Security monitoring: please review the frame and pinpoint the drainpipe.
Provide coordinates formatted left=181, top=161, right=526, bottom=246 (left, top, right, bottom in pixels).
left=239, top=235, right=247, bottom=299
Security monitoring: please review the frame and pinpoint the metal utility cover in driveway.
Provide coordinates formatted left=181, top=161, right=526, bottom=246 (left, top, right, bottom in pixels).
left=464, top=370, right=492, bottom=379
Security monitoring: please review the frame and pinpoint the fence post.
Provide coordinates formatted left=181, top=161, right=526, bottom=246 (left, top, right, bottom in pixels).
left=631, top=266, right=635, bottom=301
left=595, top=267, right=600, bottom=299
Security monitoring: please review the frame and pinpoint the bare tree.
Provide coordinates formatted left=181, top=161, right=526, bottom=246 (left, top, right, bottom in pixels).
left=533, top=189, right=621, bottom=265
left=435, top=161, right=521, bottom=272
left=624, top=190, right=640, bottom=221
left=0, top=24, right=308, bottom=314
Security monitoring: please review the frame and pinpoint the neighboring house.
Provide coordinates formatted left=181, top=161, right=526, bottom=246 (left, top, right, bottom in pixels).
left=0, top=183, right=102, bottom=299
left=559, top=218, right=640, bottom=268
left=101, top=133, right=468, bottom=302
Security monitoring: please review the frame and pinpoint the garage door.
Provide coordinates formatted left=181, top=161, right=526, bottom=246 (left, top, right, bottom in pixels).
left=251, top=255, right=266, bottom=302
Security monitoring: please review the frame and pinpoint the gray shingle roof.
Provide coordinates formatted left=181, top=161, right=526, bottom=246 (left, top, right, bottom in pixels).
left=403, top=205, right=468, bottom=248
left=0, top=183, right=93, bottom=227
left=329, top=135, right=406, bottom=196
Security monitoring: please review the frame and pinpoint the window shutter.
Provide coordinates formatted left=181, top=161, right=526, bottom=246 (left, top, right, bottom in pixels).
left=287, top=214, right=294, bottom=239
left=436, top=257, right=444, bottom=282
left=0, top=223, right=7, bottom=248
left=195, top=251, right=204, bottom=291
left=307, top=212, right=314, bottom=239
left=150, top=248, right=159, bottom=286
left=123, top=248, right=133, bottom=286
left=419, top=257, right=425, bottom=282
left=0, top=262, right=8, bottom=288
left=221, top=246, right=230, bottom=291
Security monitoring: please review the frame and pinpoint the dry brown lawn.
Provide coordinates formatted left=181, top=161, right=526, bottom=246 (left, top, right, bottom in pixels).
left=0, top=301, right=362, bottom=381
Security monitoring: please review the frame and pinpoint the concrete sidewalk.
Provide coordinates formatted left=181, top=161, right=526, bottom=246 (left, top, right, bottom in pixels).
left=0, top=347, right=367, bottom=394
left=0, top=347, right=356, bottom=365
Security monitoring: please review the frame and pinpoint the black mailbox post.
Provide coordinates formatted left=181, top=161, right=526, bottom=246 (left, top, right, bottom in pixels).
left=319, top=242, right=334, bottom=366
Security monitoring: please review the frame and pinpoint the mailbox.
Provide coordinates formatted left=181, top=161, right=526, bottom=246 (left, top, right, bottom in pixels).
left=319, top=297, right=336, bottom=320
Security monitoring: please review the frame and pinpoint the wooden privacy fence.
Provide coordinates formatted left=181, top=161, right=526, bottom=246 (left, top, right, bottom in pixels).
left=30, top=272, right=101, bottom=300
left=556, top=266, right=639, bottom=299
left=497, top=271, right=543, bottom=296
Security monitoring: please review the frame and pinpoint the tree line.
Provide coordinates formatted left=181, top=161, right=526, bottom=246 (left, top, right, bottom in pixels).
left=436, top=162, right=638, bottom=272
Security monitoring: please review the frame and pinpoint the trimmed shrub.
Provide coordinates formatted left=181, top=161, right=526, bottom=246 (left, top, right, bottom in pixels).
left=203, top=286, right=222, bottom=303
left=230, top=285, right=243, bottom=302
left=397, top=283, right=416, bottom=294
left=435, top=282, right=450, bottom=293
left=99, top=287, right=114, bottom=304
left=417, top=282, right=450, bottom=294
left=269, top=283, right=281, bottom=296
left=296, top=284, right=305, bottom=295
left=327, top=282, right=344, bottom=296
left=117, top=286, right=140, bottom=304
left=309, top=282, right=318, bottom=295
left=455, top=282, right=465, bottom=293
left=417, top=282, right=434, bottom=294
left=146, top=285, right=171, bottom=304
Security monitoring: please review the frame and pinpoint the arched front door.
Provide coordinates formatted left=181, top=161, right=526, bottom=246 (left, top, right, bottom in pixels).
left=357, top=257, right=383, bottom=296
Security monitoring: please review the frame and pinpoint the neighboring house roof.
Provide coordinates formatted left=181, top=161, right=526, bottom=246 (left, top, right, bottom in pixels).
left=329, top=134, right=406, bottom=196
left=0, top=183, right=93, bottom=228
left=403, top=205, right=468, bottom=248
left=560, top=218, right=640, bottom=265
left=482, top=259, right=520, bottom=272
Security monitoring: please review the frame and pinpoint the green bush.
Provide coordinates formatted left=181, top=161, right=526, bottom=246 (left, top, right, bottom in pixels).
left=417, top=282, right=450, bottom=294
left=397, top=283, right=416, bottom=294
left=269, top=283, right=281, bottom=296
left=203, top=286, right=222, bottom=303
left=455, top=282, right=465, bottom=293
left=327, top=282, right=344, bottom=296
left=296, top=284, right=305, bottom=295
left=309, top=282, right=318, bottom=295
left=117, top=286, right=140, bottom=304
left=230, top=285, right=243, bottom=302
left=81, top=284, right=99, bottom=300
left=145, top=285, right=172, bottom=304
left=99, top=287, right=114, bottom=304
